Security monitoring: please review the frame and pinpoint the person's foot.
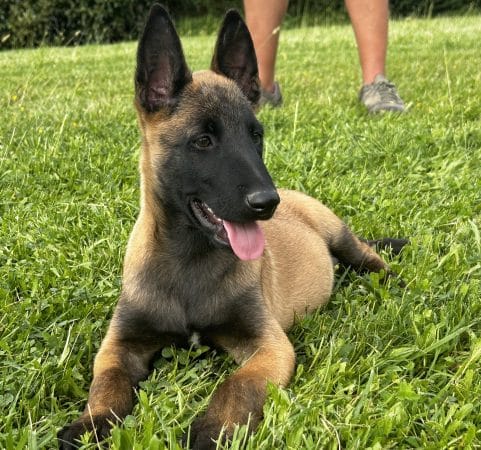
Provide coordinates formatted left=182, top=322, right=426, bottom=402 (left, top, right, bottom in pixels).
left=259, top=81, right=283, bottom=108
left=359, top=74, right=405, bottom=113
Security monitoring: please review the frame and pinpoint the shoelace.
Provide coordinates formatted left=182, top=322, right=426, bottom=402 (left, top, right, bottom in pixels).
left=371, top=80, right=401, bottom=103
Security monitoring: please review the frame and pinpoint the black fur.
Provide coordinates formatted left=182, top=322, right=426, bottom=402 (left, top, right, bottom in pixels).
left=365, top=238, right=410, bottom=255
left=135, top=4, right=192, bottom=112
left=115, top=264, right=265, bottom=344
left=211, top=10, right=261, bottom=105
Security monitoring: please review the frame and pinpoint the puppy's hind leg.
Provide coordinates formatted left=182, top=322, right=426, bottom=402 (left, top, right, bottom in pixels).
left=329, top=223, right=393, bottom=273
left=327, top=218, right=408, bottom=287
left=304, top=200, right=406, bottom=274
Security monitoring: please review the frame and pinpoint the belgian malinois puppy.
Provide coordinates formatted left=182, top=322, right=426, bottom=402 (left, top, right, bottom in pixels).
left=58, top=5, right=407, bottom=449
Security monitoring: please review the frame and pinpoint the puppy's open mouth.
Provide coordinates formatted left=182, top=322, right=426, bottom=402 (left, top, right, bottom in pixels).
left=191, top=200, right=228, bottom=244
left=190, top=199, right=265, bottom=261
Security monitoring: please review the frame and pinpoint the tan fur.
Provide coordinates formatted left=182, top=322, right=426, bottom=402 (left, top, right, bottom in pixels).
left=260, top=190, right=338, bottom=329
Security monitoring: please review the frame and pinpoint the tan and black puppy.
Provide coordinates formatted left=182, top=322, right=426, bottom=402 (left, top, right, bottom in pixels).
left=58, top=5, right=406, bottom=449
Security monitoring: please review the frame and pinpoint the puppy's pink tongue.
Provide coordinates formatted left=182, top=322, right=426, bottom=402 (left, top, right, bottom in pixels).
left=223, top=221, right=265, bottom=261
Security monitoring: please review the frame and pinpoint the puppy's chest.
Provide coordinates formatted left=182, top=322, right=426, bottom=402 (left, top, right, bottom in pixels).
left=118, top=264, right=263, bottom=342
left=171, top=255, right=262, bottom=328
left=182, top=283, right=262, bottom=335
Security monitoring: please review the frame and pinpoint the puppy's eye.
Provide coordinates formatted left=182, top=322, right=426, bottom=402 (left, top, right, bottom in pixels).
left=194, top=135, right=213, bottom=149
left=252, top=131, right=263, bottom=145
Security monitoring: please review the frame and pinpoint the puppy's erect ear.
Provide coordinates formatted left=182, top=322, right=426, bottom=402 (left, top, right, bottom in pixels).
left=135, top=4, right=192, bottom=113
left=211, top=10, right=260, bottom=106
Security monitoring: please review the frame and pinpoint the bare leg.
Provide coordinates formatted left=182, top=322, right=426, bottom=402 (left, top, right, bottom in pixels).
left=243, top=0, right=288, bottom=93
left=345, top=0, right=389, bottom=85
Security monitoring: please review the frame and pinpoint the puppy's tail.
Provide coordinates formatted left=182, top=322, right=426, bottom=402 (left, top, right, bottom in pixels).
left=363, top=238, right=409, bottom=256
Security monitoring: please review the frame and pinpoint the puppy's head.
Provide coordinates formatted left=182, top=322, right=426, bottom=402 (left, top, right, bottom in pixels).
left=134, top=5, right=279, bottom=260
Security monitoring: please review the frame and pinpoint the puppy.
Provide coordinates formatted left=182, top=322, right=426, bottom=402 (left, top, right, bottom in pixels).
left=58, top=5, right=406, bottom=449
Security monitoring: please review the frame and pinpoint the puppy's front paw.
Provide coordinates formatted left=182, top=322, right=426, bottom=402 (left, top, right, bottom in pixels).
left=57, top=415, right=113, bottom=449
left=184, top=416, right=227, bottom=450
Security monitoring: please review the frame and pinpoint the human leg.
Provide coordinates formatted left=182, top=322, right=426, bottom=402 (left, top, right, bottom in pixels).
left=345, top=0, right=389, bottom=85
left=243, top=0, right=288, bottom=96
left=345, top=0, right=405, bottom=112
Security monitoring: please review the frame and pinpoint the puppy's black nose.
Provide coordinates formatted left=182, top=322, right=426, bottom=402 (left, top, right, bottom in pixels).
left=246, top=190, right=280, bottom=219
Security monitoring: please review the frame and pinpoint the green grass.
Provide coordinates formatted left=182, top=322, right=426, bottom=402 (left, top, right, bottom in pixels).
left=1, top=15, right=481, bottom=450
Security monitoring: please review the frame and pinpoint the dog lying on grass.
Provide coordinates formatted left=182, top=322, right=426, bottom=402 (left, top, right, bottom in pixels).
left=58, top=5, right=407, bottom=449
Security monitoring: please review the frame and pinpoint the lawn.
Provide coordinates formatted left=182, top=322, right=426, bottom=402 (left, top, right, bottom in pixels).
left=1, top=14, right=481, bottom=450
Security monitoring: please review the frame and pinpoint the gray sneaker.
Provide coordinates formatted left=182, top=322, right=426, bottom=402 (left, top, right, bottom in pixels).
left=259, top=81, right=283, bottom=108
left=359, top=74, right=405, bottom=113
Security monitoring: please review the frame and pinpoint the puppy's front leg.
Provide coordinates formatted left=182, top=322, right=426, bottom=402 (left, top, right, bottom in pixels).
left=58, top=324, right=159, bottom=449
left=189, top=318, right=295, bottom=450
